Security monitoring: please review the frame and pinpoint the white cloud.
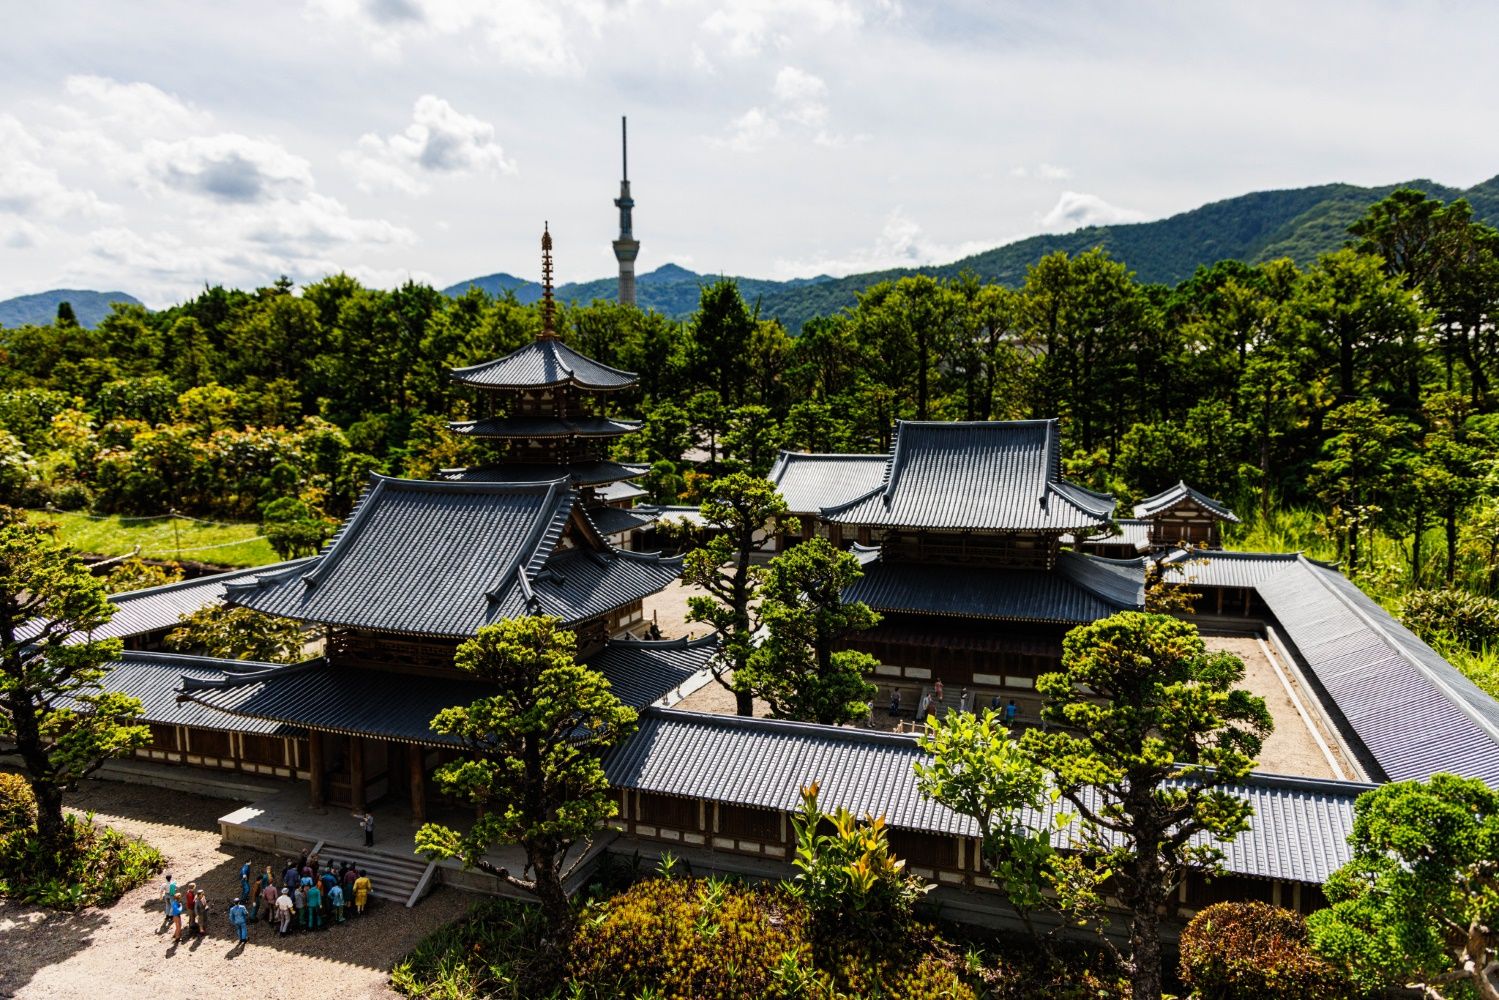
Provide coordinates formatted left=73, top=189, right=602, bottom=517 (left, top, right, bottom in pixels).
left=773, top=207, right=998, bottom=277
left=699, top=0, right=886, bottom=58
left=60, top=75, right=208, bottom=137
left=140, top=134, right=315, bottom=203
left=718, top=107, right=781, bottom=152
left=1011, top=163, right=1072, bottom=180
left=773, top=67, right=829, bottom=127
left=344, top=95, right=516, bottom=194
left=716, top=65, right=855, bottom=150
left=305, top=0, right=593, bottom=72
left=0, top=215, right=43, bottom=249
left=1040, top=191, right=1145, bottom=231
left=0, top=115, right=115, bottom=220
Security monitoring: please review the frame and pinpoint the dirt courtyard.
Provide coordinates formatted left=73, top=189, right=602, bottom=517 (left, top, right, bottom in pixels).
left=0, top=780, right=472, bottom=1000
left=1204, top=634, right=1348, bottom=780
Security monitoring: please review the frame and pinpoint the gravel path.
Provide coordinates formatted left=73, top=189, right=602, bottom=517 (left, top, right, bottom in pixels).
left=1206, top=635, right=1341, bottom=779
left=0, top=779, right=472, bottom=1000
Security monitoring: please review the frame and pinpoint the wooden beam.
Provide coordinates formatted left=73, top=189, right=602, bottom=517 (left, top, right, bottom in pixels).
left=307, top=731, right=325, bottom=809
left=409, top=747, right=427, bottom=826
left=349, top=736, right=366, bottom=812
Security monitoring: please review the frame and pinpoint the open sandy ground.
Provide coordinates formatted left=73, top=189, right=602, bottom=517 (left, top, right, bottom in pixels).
left=0, top=780, right=472, bottom=1000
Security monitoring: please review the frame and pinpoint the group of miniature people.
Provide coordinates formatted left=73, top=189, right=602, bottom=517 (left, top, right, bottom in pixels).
left=160, top=852, right=374, bottom=948
left=887, top=679, right=1023, bottom=727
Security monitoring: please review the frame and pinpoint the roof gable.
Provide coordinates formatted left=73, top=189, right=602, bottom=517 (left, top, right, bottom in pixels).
left=822, top=420, right=1116, bottom=532
left=449, top=339, right=637, bottom=391
left=1134, top=481, right=1240, bottom=522
left=767, top=451, right=889, bottom=514
left=227, top=475, right=678, bottom=636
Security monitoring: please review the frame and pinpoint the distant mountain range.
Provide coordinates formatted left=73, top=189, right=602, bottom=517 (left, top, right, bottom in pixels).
left=0, top=289, right=142, bottom=329
left=443, top=175, right=1499, bottom=330
left=9, top=176, right=1499, bottom=333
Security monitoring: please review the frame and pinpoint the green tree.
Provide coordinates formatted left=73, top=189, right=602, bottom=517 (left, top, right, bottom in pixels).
left=1309, top=775, right=1499, bottom=1000
left=1310, top=398, right=1413, bottom=574
left=914, top=709, right=1063, bottom=937
left=415, top=617, right=636, bottom=927
left=0, top=509, right=147, bottom=864
left=260, top=495, right=334, bottom=560
left=164, top=605, right=305, bottom=662
left=689, top=279, right=755, bottom=406
left=1022, top=612, right=1273, bottom=1000
left=721, top=404, right=783, bottom=477
left=682, top=474, right=794, bottom=716
left=739, top=538, right=879, bottom=725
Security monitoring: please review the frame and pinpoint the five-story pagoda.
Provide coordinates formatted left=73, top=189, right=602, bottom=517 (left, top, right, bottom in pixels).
left=445, top=227, right=648, bottom=519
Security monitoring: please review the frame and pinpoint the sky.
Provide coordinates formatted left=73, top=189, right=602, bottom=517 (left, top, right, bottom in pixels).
left=2, top=0, right=1498, bottom=307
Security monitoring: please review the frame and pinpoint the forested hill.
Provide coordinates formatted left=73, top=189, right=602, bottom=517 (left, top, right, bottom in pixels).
left=0, top=289, right=142, bottom=329
left=441, top=262, right=836, bottom=319
left=440, top=175, right=1499, bottom=330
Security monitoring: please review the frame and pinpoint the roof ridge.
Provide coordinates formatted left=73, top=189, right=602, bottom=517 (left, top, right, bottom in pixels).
left=1291, top=557, right=1499, bottom=748
left=119, top=649, right=286, bottom=670
left=108, top=557, right=315, bottom=602
left=606, top=633, right=719, bottom=651
left=300, top=475, right=390, bottom=588
left=643, top=705, right=926, bottom=748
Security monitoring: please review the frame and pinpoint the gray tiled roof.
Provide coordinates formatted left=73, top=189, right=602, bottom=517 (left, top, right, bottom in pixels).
left=22, top=558, right=315, bottom=645
left=606, top=708, right=1367, bottom=884
left=594, top=480, right=648, bottom=503
left=439, top=460, right=648, bottom=487
left=585, top=505, right=657, bottom=537
left=587, top=635, right=719, bottom=708
left=842, top=551, right=1144, bottom=623
left=87, top=652, right=295, bottom=734
left=1068, top=519, right=1151, bottom=552
left=180, top=637, right=720, bottom=744
left=822, top=420, right=1116, bottom=532
left=1134, top=482, right=1241, bottom=523
left=449, top=338, right=638, bottom=390
left=227, top=475, right=679, bottom=637
left=1161, top=549, right=1299, bottom=589
left=447, top=416, right=642, bottom=439
left=1258, top=556, right=1499, bottom=787
left=767, top=451, right=889, bottom=514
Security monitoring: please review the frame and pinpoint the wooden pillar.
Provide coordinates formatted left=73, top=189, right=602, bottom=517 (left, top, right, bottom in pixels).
left=307, top=732, right=325, bottom=808
left=409, top=746, right=426, bottom=826
left=349, top=736, right=366, bottom=813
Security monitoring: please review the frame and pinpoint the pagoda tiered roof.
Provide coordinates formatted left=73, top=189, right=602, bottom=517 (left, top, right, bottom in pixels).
left=822, top=420, right=1116, bottom=532
left=439, top=459, right=649, bottom=487
left=225, top=475, right=680, bottom=638
left=449, top=337, right=638, bottom=392
left=446, top=415, right=642, bottom=439
left=1133, top=481, right=1240, bottom=522
left=844, top=547, right=1145, bottom=623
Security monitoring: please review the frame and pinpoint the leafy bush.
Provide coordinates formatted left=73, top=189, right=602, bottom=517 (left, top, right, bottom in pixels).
left=390, top=897, right=555, bottom=1000
left=570, top=877, right=812, bottom=998
left=1401, top=588, right=1499, bottom=650
left=0, top=812, right=163, bottom=909
left=50, top=481, right=96, bottom=512
left=1179, top=901, right=1353, bottom=1000
left=568, top=876, right=971, bottom=1000
left=0, top=773, right=37, bottom=834
left=787, top=783, right=932, bottom=942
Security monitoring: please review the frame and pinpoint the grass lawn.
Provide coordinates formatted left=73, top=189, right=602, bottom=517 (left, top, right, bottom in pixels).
left=26, top=509, right=281, bottom=567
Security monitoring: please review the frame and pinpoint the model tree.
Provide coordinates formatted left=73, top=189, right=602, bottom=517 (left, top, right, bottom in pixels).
left=0, top=508, right=147, bottom=864
left=682, top=473, right=794, bottom=716
left=415, top=616, right=636, bottom=927
left=739, top=537, right=879, bottom=725
left=1023, top=611, right=1272, bottom=1000
left=164, top=605, right=305, bottom=662
left=1309, top=774, right=1499, bottom=999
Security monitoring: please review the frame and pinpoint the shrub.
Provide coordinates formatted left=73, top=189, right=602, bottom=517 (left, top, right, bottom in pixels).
left=0, top=812, right=163, bottom=910
left=1400, top=588, right=1499, bottom=651
left=51, top=481, right=96, bottom=512
left=787, top=783, right=932, bottom=943
left=391, top=897, right=555, bottom=1000
left=0, top=773, right=37, bottom=834
left=569, top=877, right=812, bottom=999
left=1179, top=901, right=1353, bottom=1000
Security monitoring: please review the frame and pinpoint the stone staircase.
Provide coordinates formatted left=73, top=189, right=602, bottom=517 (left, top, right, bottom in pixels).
left=310, top=840, right=438, bottom=908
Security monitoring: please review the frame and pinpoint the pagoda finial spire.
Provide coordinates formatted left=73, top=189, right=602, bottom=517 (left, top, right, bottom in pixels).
left=540, top=222, right=557, bottom=340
